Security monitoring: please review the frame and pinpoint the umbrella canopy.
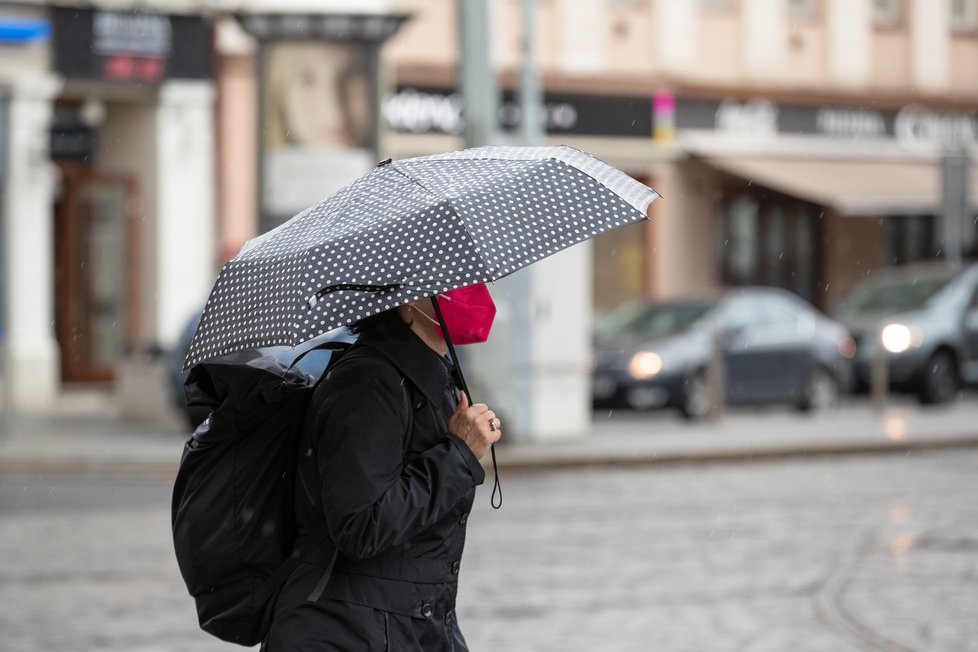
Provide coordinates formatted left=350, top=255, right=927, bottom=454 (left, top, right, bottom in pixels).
left=185, top=145, right=659, bottom=369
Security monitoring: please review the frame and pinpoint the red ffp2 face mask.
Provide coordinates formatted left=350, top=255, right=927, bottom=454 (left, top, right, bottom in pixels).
left=434, top=284, right=497, bottom=345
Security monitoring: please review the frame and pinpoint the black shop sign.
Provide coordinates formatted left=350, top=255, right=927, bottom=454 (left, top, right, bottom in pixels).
left=384, top=86, right=652, bottom=138
left=52, top=7, right=211, bottom=83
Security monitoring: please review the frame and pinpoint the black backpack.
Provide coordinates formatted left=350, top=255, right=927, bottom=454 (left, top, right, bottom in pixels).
left=171, top=343, right=349, bottom=647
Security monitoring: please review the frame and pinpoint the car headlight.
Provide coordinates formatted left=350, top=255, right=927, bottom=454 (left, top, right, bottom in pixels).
left=881, top=323, right=912, bottom=353
left=628, top=351, right=663, bottom=379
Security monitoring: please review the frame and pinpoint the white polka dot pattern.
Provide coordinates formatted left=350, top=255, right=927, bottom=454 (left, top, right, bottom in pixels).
left=184, top=145, right=659, bottom=369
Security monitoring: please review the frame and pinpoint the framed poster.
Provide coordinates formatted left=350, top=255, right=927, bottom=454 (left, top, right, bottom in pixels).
left=261, top=41, right=378, bottom=227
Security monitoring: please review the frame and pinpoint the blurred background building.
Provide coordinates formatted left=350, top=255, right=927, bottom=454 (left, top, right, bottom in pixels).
left=0, top=0, right=975, bottom=423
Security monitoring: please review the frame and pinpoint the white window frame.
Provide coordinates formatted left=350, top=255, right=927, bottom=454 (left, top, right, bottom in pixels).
left=872, top=0, right=903, bottom=29
left=787, top=0, right=819, bottom=21
left=951, top=0, right=978, bottom=32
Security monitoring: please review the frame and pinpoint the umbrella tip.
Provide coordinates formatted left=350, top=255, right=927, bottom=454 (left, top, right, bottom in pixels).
left=377, top=158, right=392, bottom=167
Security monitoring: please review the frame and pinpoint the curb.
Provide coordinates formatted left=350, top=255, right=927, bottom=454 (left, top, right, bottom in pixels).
left=4, top=433, right=978, bottom=480
left=487, top=433, right=978, bottom=473
left=0, top=457, right=180, bottom=480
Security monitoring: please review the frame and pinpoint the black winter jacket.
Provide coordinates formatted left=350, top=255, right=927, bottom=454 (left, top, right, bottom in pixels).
left=264, top=316, right=485, bottom=651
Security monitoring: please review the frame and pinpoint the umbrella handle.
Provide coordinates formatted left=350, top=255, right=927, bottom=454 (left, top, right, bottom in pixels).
left=430, top=296, right=502, bottom=510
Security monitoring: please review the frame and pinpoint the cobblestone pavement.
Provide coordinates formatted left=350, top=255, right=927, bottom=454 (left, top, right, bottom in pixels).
left=1, top=450, right=976, bottom=652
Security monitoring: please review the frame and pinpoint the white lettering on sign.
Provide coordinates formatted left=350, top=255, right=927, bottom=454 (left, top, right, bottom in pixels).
left=895, top=107, right=978, bottom=151
left=384, top=88, right=580, bottom=134
left=497, top=100, right=579, bottom=131
left=716, top=99, right=778, bottom=136
left=548, top=103, right=578, bottom=130
left=383, top=88, right=464, bottom=134
left=93, top=11, right=172, bottom=57
left=816, top=108, right=886, bottom=138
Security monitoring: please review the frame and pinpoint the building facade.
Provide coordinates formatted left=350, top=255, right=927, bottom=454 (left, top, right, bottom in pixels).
left=383, top=0, right=978, bottom=313
left=0, top=0, right=403, bottom=414
left=0, top=1, right=218, bottom=414
left=3, top=0, right=977, bottom=421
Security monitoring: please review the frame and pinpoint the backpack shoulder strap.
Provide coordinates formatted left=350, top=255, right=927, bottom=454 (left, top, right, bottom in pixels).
left=287, top=340, right=352, bottom=375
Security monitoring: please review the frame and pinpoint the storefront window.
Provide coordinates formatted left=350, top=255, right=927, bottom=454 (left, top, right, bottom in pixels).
left=718, top=194, right=820, bottom=302
left=764, top=205, right=788, bottom=288
left=725, top=196, right=758, bottom=284
left=592, top=220, right=647, bottom=314
left=793, top=205, right=815, bottom=300
left=884, top=215, right=937, bottom=266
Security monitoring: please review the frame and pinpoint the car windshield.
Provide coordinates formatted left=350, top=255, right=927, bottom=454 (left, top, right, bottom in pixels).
left=596, top=301, right=714, bottom=342
left=834, top=273, right=953, bottom=318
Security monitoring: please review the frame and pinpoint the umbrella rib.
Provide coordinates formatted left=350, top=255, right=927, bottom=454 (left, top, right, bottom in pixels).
left=386, top=160, right=441, bottom=199
left=388, top=161, right=496, bottom=282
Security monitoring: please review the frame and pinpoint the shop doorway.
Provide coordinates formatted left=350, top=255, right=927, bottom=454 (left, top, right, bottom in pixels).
left=54, top=163, right=140, bottom=383
left=716, top=194, right=821, bottom=306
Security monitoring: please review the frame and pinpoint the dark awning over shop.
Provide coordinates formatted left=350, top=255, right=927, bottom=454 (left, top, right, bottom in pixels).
left=705, top=156, right=977, bottom=216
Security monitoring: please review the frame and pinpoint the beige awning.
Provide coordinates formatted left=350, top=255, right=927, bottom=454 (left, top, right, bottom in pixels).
left=705, top=156, right=977, bottom=216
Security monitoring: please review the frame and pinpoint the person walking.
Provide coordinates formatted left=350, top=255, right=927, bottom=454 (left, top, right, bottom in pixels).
left=264, top=284, right=502, bottom=651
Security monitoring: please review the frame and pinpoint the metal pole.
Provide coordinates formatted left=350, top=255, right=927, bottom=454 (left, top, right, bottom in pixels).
left=708, top=329, right=726, bottom=420
left=0, top=97, right=8, bottom=436
left=458, top=0, right=497, bottom=147
left=871, top=323, right=888, bottom=411
left=942, top=151, right=968, bottom=269
left=519, top=0, right=543, bottom=146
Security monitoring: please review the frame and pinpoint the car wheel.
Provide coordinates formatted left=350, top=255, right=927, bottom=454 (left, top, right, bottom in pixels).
left=797, top=366, right=839, bottom=413
left=918, top=350, right=959, bottom=405
left=679, top=371, right=711, bottom=420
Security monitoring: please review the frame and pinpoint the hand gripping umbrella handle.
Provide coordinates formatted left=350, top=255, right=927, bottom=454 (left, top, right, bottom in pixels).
left=430, top=296, right=502, bottom=510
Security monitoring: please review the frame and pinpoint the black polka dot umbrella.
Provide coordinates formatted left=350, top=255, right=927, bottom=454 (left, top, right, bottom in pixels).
left=184, top=145, right=660, bottom=369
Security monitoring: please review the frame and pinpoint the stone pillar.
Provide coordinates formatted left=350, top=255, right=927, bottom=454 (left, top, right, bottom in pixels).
left=742, top=0, right=787, bottom=80
left=523, top=243, right=593, bottom=441
left=155, top=81, right=216, bottom=349
left=911, top=0, right=949, bottom=93
left=828, top=0, right=871, bottom=87
left=1, top=76, right=62, bottom=412
left=467, top=242, right=593, bottom=444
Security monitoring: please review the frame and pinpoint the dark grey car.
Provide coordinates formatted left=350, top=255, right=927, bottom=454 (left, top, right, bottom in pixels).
left=831, top=262, right=978, bottom=404
left=592, top=287, right=855, bottom=419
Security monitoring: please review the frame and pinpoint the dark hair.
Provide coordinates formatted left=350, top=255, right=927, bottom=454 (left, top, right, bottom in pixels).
left=346, top=307, right=401, bottom=335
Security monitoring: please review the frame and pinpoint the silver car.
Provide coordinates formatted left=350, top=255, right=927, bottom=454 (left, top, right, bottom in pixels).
left=832, top=262, right=978, bottom=404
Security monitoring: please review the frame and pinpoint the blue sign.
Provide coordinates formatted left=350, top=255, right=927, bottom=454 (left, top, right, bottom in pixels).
left=0, top=18, right=50, bottom=43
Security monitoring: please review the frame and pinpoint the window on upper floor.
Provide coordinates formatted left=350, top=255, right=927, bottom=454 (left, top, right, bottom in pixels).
left=873, top=0, right=903, bottom=28
left=787, top=0, right=819, bottom=21
left=951, top=0, right=978, bottom=32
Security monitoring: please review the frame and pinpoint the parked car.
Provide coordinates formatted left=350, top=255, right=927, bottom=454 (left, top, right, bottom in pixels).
left=831, top=262, right=978, bottom=404
left=166, top=312, right=356, bottom=429
left=592, top=287, right=855, bottom=419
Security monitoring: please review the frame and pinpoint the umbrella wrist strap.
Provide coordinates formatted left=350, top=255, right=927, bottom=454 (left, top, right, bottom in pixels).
left=431, top=296, right=502, bottom=510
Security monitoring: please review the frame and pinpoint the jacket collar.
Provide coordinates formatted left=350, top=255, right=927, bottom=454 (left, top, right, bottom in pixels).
left=358, top=315, right=456, bottom=406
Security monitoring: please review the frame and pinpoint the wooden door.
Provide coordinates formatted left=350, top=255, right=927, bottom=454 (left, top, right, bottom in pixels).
left=54, top=164, right=140, bottom=383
